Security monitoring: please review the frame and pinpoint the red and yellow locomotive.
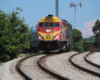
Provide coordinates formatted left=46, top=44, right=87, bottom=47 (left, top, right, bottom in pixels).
left=37, top=15, right=73, bottom=52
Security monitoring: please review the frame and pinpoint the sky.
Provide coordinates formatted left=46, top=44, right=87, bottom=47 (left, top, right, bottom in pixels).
left=0, top=0, right=100, bottom=38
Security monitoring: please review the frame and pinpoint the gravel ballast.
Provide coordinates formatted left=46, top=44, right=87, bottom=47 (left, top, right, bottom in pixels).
left=20, top=54, right=58, bottom=80
left=73, top=52, right=100, bottom=73
left=0, top=52, right=100, bottom=80
left=87, top=52, right=100, bottom=65
left=46, top=52, right=100, bottom=80
left=0, top=58, right=23, bottom=80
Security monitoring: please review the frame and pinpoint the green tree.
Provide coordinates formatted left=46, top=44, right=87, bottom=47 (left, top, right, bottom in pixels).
left=72, top=29, right=83, bottom=43
left=92, top=19, right=100, bottom=48
left=0, top=7, right=32, bottom=61
left=72, top=42, right=84, bottom=51
left=92, top=19, right=100, bottom=35
left=71, top=29, right=84, bottom=51
left=83, top=36, right=95, bottom=42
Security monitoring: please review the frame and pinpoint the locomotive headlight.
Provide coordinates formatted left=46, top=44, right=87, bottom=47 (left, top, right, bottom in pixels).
left=56, top=36, right=59, bottom=39
left=38, top=34, right=44, bottom=40
left=53, top=33, right=60, bottom=40
left=39, top=36, right=42, bottom=39
left=53, top=36, right=58, bottom=39
left=46, top=29, right=51, bottom=32
left=49, top=30, right=51, bottom=32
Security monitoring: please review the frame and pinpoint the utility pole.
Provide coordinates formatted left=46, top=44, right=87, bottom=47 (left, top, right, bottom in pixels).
left=70, top=2, right=82, bottom=29
left=56, top=0, right=59, bottom=17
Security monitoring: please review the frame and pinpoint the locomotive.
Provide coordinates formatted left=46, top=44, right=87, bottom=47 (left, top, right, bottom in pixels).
left=37, top=15, right=73, bottom=52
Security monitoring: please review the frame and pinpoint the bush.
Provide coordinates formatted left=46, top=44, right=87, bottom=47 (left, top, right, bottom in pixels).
left=72, top=42, right=84, bottom=52
left=0, top=7, right=33, bottom=62
left=71, top=29, right=84, bottom=52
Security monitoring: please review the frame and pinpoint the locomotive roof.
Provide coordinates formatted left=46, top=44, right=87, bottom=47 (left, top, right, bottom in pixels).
left=39, top=16, right=62, bottom=22
left=39, top=15, right=72, bottom=27
left=61, top=19, right=72, bottom=26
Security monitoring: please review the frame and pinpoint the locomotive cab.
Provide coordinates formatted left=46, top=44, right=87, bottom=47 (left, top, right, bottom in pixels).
left=37, top=22, right=61, bottom=41
left=37, top=15, right=73, bottom=52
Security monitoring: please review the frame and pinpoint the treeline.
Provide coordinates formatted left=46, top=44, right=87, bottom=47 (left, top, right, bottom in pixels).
left=71, top=19, right=100, bottom=51
left=0, top=7, right=33, bottom=62
left=92, top=19, right=100, bottom=48
left=71, top=29, right=84, bottom=51
left=83, top=36, right=95, bottom=42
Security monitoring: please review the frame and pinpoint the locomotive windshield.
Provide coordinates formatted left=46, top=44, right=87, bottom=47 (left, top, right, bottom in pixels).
left=39, top=23, right=43, bottom=28
left=55, top=23, right=59, bottom=27
left=44, top=23, right=48, bottom=28
left=39, top=22, right=59, bottom=28
left=44, top=23, right=53, bottom=28
left=49, top=23, right=53, bottom=28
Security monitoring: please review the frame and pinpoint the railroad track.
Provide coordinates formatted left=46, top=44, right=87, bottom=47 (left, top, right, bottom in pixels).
left=85, top=52, right=100, bottom=68
left=16, top=52, right=100, bottom=80
left=69, top=52, right=100, bottom=77
left=16, top=54, right=43, bottom=80
left=38, top=54, right=70, bottom=80
left=16, top=53, right=71, bottom=80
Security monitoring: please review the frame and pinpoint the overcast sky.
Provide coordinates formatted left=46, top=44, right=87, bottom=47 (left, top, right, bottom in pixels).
left=1, top=0, right=100, bottom=38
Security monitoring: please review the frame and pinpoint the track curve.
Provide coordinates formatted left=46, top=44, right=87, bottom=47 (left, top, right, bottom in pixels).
left=69, top=52, right=100, bottom=77
left=38, top=54, right=71, bottom=80
left=84, top=52, right=100, bottom=68
left=16, top=54, right=43, bottom=80
left=16, top=53, right=71, bottom=80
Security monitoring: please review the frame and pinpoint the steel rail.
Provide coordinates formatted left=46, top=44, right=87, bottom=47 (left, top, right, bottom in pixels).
left=69, top=52, right=100, bottom=77
left=38, top=54, right=72, bottom=80
left=16, top=54, right=43, bottom=80
left=84, top=52, right=100, bottom=68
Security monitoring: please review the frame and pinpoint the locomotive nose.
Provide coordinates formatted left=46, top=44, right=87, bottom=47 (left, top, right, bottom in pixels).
left=46, top=34, right=50, bottom=39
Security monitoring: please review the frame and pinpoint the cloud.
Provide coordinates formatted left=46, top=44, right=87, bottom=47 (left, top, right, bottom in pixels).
left=80, top=19, right=98, bottom=38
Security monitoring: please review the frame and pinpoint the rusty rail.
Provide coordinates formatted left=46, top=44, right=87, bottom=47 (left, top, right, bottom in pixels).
left=69, top=52, right=100, bottom=77
left=38, top=54, right=71, bottom=80
left=84, top=52, right=100, bottom=68
left=16, top=54, right=43, bottom=80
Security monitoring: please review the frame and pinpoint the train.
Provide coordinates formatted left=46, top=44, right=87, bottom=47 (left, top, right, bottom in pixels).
left=37, top=15, right=73, bottom=52
left=30, top=29, right=38, bottom=52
